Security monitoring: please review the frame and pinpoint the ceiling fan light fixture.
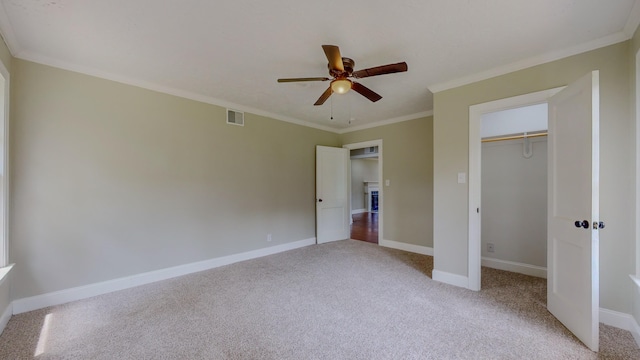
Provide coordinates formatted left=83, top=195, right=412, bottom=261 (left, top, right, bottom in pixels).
left=331, top=79, right=352, bottom=94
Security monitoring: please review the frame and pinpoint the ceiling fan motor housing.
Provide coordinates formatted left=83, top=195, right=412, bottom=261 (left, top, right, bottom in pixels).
left=329, top=57, right=355, bottom=78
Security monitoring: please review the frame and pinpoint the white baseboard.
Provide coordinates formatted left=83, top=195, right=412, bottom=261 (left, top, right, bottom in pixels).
left=631, top=314, right=640, bottom=347
left=351, top=208, right=366, bottom=215
left=432, top=269, right=469, bottom=289
left=12, top=238, right=316, bottom=314
left=0, top=301, right=11, bottom=336
left=379, top=239, right=433, bottom=256
left=600, top=308, right=634, bottom=329
left=481, top=257, right=547, bottom=279
left=599, top=308, right=640, bottom=347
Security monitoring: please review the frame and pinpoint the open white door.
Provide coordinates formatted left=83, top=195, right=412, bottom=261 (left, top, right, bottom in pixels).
left=316, top=146, right=350, bottom=244
left=547, top=71, right=600, bottom=352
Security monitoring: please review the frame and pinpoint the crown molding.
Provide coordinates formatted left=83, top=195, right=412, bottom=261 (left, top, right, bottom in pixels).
left=12, top=49, right=432, bottom=135
left=338, top=110, right=433, bottom=134
left=16, top=50, right=341, bottom=133
left=428, top=31, right=629, bottom=93
left=0, top=0, right=342, bottom=134
left=624, top=0, right=640, bottom=38
left=0, top=1, right=19, bottom=56
left=2, top=1, right=637, bottom=134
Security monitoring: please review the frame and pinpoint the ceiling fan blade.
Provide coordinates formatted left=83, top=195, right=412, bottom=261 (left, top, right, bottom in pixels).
left=314, top=86, right=333, bottom=106
left=352, top=82, right=382, bottom=102
left=352, top=62, right=408, bottom=79
left=277, top=77, right=331, bottom=83
left=322, top=45, right=344, bottom=72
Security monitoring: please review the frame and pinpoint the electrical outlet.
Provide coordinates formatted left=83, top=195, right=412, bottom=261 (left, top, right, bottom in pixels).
left=487, top=243, right=495, bottom=253
left=267, top=234, right=272, bottom=242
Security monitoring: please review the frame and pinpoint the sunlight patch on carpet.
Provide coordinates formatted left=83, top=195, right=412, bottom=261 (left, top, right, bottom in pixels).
left=34, top=313, right=52, bottom=356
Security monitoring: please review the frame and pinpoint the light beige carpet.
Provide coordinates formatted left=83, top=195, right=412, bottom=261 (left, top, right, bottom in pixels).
left=0, top=239, right=638, bottom=359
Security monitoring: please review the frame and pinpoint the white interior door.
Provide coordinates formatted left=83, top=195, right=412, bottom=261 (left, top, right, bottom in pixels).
left=547, top=71, right=600, bottom=351
left=316, top=146, right=350, bottom=244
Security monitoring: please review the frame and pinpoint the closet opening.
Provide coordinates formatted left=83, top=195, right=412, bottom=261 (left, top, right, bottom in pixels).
left=468, top=87, right=562, bottom=291
left=480, top=103, right=548, bottom=279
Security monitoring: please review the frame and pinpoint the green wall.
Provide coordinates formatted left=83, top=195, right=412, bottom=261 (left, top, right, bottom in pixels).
left=5, top=29, right=637, bottom=321
left=6, top=53, right=435, bottom=301
left=341, top=117, right=433, bottom=248
left=9, top=59, right=340, bottom=299
left=433, top=41, right=633, bottom=313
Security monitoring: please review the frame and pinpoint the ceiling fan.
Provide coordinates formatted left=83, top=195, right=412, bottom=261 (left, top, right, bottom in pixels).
left=277, top=45, right=408, bottom=106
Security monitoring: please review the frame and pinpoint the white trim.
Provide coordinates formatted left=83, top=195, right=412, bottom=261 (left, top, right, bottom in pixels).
left=12, top=238, right=315, bottom=314
left=338, top=111, right=433, bottom=134
left=469, top=102, right=482, bottom=291
left=0, top=57, right=9, bottom=268
left=351, top=208, right=366, bottom=215
left=630, top=275, right=640, bottom=345
left=636, top=49, right=640, bottom=277
left=599, top=308, right=640, bottom=347
left=0, top=301, right=11, bottom=336
left=432, top=269, right=469, bottom=289
left=429, top=32, right=628, bottom=93
left=13, top=51, right=340, bottom=134
left=600, top=308, right=635, bottom=331
left=0, top=264, right=13, bottom=288
left=624, top=0, right=640, bottom=39
left=343, top=139, right=383, bottom=248
left=379, top=239, right=434, bottom=256
left=468, top=87, right=564, bottom=292
left=481, top=257, right=547, bottom=279
left=0, top=1, right=19, bottom=56
left=11, top=50, right=433, bottom=136
left=631, top=313, right=640, bottom=348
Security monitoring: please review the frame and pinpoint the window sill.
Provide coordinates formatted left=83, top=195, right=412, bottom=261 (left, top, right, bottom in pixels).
left=0, top=263, right=13, bottom=287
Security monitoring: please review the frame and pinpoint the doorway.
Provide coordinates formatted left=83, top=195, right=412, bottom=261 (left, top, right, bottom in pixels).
left=479, top=104, right=548, bottom=278
left=343, top=140, right=383, bottom=244
left=468, top=73, right=600, bottom=351
left=468, top=87, right=562, bottom=290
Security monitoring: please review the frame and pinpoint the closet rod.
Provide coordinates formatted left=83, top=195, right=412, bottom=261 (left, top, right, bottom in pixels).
left=482, top=132, right=547, bottom=143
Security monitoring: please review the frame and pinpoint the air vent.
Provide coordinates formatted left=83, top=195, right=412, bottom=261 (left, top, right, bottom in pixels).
left=227, top=109, right=244, bottom=126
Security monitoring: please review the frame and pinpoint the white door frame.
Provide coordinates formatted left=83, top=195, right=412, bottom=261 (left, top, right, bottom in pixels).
left=343, top=139, right=383, bottom=243
left=468, top=87, right=563, bottom=291
left=0, top=58, right=8, bottom=267
left=635, top=48, right=640, bottom=281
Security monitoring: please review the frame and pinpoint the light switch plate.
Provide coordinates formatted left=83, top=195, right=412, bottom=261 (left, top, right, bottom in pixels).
left=457, top=172, right=466, bottom=184
left=385, top=179, right=390, bottom=186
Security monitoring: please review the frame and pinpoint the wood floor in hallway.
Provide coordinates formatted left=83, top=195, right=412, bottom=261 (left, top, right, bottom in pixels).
left=350, top=212, right=378, bottom=244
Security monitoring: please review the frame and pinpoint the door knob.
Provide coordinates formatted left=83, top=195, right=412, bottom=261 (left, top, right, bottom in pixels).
left=574, top=220, right=589, bottom=229
left=598, top=221, right=605, bottom=229
left=318, top=199, right=323, bottom=202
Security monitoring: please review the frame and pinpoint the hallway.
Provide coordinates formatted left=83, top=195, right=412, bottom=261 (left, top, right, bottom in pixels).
left=350, top=212, right=378, bottom=244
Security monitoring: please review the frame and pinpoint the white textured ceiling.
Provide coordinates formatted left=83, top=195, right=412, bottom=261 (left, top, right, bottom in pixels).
left=0, top=0, right=638, bottom=132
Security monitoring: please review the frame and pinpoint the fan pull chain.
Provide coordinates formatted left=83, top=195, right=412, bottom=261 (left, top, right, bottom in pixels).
left=330, top=95, right=334, bottom=121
